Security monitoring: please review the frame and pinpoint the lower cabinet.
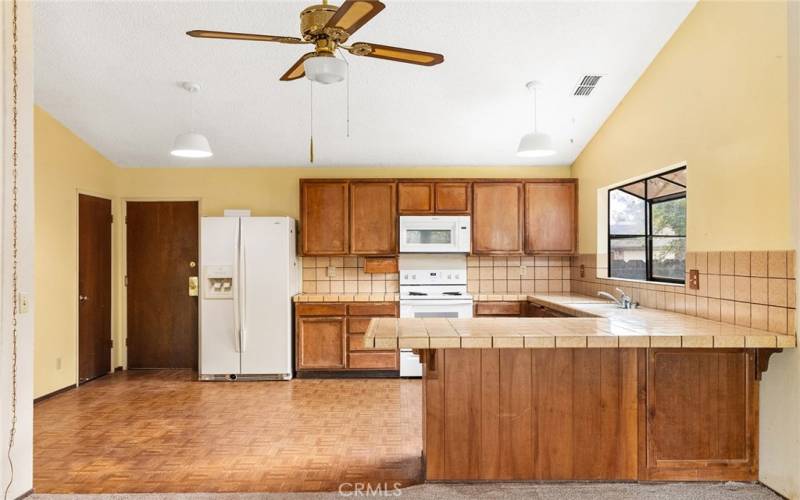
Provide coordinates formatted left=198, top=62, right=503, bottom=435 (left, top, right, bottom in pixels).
left=295, top=302, right=399, bottom=373
left=474, top=300, right=570, bottom=318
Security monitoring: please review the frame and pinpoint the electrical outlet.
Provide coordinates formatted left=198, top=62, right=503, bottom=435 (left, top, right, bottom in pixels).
left=580, top=264, right=585, bottom=278
left=688, top=269, right=700, bottom=290
left=326, top=266, right=336, bottom=278
left=520, top=265, right=527, bottom=277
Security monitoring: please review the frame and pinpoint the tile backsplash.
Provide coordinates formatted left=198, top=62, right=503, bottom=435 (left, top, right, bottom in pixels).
left=467, top=256, right=571, bottom=294
left=571, top=251, right=796, bottom=335
left=301, top=256, right=399, bottom=294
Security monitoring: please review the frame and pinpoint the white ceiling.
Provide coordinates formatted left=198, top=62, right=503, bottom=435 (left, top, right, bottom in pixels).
left=34, top=0, right=696, bottom=168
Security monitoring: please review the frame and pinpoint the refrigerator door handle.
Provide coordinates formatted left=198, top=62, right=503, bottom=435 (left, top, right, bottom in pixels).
left=240, top=231, right=247, bottom=353
left=232, top=219, right=242, bottom=353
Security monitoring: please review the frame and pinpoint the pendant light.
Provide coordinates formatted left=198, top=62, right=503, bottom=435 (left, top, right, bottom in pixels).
left=171, top=82, right=213, bottom=158
left=517, top=81, right=555, bottom=158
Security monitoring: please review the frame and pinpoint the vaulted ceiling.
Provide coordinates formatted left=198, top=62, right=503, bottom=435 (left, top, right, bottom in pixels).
left=34, top=0, right=696, bottom=167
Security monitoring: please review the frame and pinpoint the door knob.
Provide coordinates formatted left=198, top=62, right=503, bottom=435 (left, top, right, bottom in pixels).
left=79, top=295, right=89, bottom=303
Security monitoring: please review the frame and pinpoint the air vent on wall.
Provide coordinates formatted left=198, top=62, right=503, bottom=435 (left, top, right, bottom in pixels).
left=573, top=75, right=602, bottom=96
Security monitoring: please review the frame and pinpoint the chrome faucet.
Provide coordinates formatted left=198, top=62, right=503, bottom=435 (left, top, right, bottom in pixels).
left=597, top=288, right=638, bottom=309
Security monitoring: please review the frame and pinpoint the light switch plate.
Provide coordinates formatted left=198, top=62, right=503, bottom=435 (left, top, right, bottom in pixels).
left=520, top=265, right=527, bottom=277
left=327, top=266, right=336, bottom=278
left=19, top=292, right=30, bottom=314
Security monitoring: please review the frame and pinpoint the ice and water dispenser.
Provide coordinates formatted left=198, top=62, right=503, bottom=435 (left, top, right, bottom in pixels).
left=204, top=265, right=233, bottom=299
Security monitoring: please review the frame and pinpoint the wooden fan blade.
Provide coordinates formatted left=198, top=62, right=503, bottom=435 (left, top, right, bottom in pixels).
left=280, top=52, right=316, bottom=81
left=324, top=0, right=385, bottom=38
left=348, top=43, right=444, bottom=66
left=187, top=30, right=305, bottom=44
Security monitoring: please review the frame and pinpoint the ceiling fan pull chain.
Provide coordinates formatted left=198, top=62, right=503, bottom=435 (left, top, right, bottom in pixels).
left=338, top=47, right=351, bottom=138
left=309, top=81, right=314, bottom=164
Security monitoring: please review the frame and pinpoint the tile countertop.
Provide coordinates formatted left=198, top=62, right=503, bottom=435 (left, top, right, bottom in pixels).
left=293, top=293, right=400, bottom=303
left=364, top=293, right=797, bottom=350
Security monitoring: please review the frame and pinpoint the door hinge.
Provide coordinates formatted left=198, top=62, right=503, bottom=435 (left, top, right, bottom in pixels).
left=110, top=214, right=114, bottom=224
left=124, top=275, right=128, bottom=287
left=125, top=337, right=128, bottom=346
left=109, top=339, right=114, bottom=348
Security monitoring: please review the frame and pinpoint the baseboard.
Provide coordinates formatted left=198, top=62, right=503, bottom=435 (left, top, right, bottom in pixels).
left=296, top=370, right=400, bottom=379
left=34, top=384, right=76, bottom=404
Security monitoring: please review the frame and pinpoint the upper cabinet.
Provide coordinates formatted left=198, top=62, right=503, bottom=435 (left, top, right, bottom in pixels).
left=524, top=181, right=577, bottom=255
left=300, top=181, right=349, bottom=255
left=398, top=182, right=434, bottom=214
left=350, top=181, right=398, bottom=255
left=435, top=182, right=471, bottom=214
left=472, top=182, right=525, bottom=255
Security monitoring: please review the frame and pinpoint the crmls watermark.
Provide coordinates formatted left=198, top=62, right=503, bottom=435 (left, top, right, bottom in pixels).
left=338, top=482, right=403, bottom=497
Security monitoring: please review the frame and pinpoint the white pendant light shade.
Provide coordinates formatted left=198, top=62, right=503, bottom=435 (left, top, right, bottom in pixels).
left=171, top=132, right=213, bottom=158
left=517, top=132, right=555, bottom=158
left=304, top=55, right=347, bottom=85
left=517, top=81, right=556, bottom=159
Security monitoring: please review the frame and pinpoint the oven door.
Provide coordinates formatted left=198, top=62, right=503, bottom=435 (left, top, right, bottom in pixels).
left=398, top=299, right=473, bottom=377
left=399, top=216, right=470, bottom=253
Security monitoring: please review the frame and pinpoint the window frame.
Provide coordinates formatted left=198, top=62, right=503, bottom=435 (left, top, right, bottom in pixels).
left=607, top=166, right=686, bottom=284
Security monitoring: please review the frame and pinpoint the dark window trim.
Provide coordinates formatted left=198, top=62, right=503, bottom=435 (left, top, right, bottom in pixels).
left=608, top=166, right=686, bottom=284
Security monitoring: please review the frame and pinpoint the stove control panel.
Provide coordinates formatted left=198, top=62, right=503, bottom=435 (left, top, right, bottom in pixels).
left=400, top=269, right=466, bottom=285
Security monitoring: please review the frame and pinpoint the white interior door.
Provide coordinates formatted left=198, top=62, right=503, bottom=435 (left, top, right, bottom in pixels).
left=199, top=217, right=240, bottom=375
left=239, top=218, right=293, bottom=376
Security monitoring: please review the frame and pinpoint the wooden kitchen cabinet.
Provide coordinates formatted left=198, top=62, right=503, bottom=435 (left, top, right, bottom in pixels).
left=474, top=301, right=524, bottom=317
left=435, top=182, right=471, bottom=213
left=296, top=316, right=346, bottom=370
left=472, top=182, right=524, bottom=255
left=398, top=182, right=435, bottom=214
left=300, top=181, right=349, bottom=255
left=525, top=181, right=577, bottom=255
left=350, top=181, right=397, bottom=255
left=296, top=301, right=398, bottom=374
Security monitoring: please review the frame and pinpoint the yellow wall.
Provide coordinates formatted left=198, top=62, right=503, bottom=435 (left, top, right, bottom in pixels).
left=571, top=0, right=790, bottom=253
left=34, top=107, right=119, bottom=397
left=33, top=105, right=569, bottom=397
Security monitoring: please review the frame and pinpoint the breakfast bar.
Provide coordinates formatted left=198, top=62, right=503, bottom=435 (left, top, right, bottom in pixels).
left=364, top=293, right=796, bottom=482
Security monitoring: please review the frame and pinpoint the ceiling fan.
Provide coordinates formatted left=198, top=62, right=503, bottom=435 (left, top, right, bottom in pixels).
left=186, top=0, right=444, bottom=84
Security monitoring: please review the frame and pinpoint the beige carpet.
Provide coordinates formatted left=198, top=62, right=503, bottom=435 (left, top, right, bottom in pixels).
left=30, top=481, right=781, bottom=499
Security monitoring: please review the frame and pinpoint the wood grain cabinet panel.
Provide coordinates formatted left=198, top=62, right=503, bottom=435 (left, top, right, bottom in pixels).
left=296, top=317, right=346, bottom=369
left=525, top=181, right=577, bottom=255
left=472, top=182, right=524, bottom=255
left=300, top=181, right=349, bottom=256
left=350, top=181, right=397, bottom=255
left=435, top=182, right=471, bottom=213
left=644, top=349, right=757, bottom=481
left=398, top=182, right=434, bottom=214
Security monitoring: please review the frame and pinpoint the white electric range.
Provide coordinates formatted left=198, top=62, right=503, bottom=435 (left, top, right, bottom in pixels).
left=398, top=255, right=473, bottom=377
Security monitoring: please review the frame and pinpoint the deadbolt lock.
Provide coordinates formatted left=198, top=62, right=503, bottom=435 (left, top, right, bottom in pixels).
left=189, top=261, right=197, bottom=268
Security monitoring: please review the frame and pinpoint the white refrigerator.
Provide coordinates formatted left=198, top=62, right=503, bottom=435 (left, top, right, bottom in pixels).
left=199, top=216, right=299, bottom=380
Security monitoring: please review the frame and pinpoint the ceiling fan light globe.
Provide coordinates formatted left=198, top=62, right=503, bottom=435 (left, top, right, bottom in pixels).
left=171, top=132, right=213, bottom=158
left=304, top=55, right=347, bottom=84
left=517, top=132, right=556, bottom=158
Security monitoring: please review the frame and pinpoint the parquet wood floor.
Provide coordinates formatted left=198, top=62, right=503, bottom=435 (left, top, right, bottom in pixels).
left=34, top=370, right=423, bottom=493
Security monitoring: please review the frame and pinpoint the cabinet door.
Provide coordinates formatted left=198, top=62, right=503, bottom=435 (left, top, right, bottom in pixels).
left=398, top=182, right=434, bottom=214
left=350, top=181, right=397, bottom=255
left=300, top=181, right=349, bottom=255
left=296, top=316, right=346, bottom=369
left=645, top=349, right=757, bottom=481
left=472, top=182, right=524, bottom=255
left=525, top=182, right=577, bottom=255
left=435, top=182, right=471, bottom=214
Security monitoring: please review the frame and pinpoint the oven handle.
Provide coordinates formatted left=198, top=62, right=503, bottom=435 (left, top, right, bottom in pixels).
left=400, top=299, right=474, bottom=307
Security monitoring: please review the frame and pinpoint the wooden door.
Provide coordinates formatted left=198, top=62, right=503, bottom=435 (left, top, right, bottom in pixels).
left=300, top=181, right=349, bottom=255
left=525, top=181, right=577, bottom=254
left=78, top=194, right=112, bottom=383
left=350, top=181, right=397, bottom=255
left=297, top=316, right=346, bottom=369
left=472, top=182, right=524, bottom=255
left=126, top=201, right=199, bottom=369
left=644, top=349, right=757, bottom=481
left=398, top=182, right=434, bottom=214
left=435, top=182, right=471, bottom=213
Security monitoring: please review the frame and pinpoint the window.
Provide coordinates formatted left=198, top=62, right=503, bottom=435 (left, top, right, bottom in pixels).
left=608, top=167, right=686, bottom=283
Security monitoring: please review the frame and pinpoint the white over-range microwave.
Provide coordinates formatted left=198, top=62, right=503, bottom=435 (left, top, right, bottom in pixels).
left=399, top=216, right=471, bottom=253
